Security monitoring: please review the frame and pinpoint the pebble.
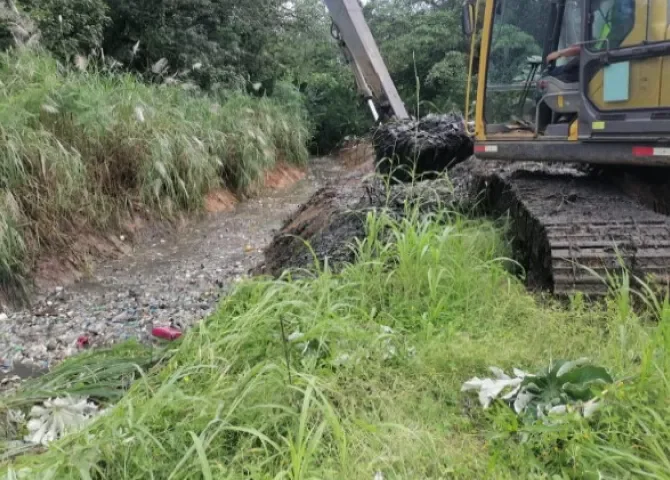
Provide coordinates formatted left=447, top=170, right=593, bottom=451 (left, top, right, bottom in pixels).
left=0, top=158, right=343, bottom=377
left=112, top=311, right=136, bottom=323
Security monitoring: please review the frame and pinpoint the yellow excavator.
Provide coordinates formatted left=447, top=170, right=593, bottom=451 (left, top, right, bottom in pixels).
left=465, top=0, right=670, bottom=166
left=323, top=0, right=670, bottom=295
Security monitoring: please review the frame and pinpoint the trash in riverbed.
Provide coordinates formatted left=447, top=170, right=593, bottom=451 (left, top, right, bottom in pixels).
left=461, top=359, right=613, bottom=420
left=23, top=396, right=105, bottom=446
left=152, top=326, right=182, bottom=341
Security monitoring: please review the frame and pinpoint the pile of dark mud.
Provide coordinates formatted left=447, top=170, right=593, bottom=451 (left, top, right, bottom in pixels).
left=259, top=149, right=670, bottom=296
left=372, top=113, right=474, bottom=182
left=259, top=116, right=670, bottom=294
left=256, top=115, right=477, bottom=278
left=255, top=158, right=482, bottom=277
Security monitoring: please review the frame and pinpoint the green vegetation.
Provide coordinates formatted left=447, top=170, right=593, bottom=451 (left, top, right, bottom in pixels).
left=21, top=0, right=110, bottom=61
left=1, top=2, right=667, bottom=475
left=2, top=0, right=543, bottom=153
left=0, top=49, right=308, bottom=290
left=3, top=206, right=670, bottom=478
left=1, top=341, right=159, bottom=412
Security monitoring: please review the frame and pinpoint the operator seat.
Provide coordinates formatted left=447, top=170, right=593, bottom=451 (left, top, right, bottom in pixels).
left=532, top=57, right=581, bottom=136
left=538, top=75, right=580, bottom=115
left=539, top=54, right=580, bottom=115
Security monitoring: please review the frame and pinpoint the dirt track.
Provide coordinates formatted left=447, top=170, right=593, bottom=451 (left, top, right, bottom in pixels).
left=0, top=157, right=351, bottom=380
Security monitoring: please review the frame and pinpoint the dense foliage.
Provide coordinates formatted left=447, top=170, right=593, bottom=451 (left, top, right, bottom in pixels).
left=6, top=0, right=541, bottom=152
left=21, top=0, right=110, bottom=60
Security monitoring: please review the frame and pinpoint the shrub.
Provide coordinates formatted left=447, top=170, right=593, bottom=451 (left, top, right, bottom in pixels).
left=21, top=0, right=110, bottom=59
left=303, top=70, right=369, bottom=154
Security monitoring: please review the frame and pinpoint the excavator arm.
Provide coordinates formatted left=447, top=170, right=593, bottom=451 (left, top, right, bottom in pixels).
left=322, top=0, right=409, bottom=121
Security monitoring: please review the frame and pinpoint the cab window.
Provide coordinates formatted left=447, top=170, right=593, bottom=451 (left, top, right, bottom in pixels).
left=586, top=0, right=635, bottom=50
left=557, top=0, right=582, bottom=66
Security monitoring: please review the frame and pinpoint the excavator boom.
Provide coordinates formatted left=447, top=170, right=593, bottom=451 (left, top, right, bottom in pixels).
left=322, top=0, right=409, bottom=121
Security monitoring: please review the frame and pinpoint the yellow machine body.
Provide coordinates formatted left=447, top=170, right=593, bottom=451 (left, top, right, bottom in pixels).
left=465, top=0, right=670, bottom=166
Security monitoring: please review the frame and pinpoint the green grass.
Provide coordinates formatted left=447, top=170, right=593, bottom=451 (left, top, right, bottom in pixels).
left=2, top=205, right=670, bottom=479
left=0, top=49, right=309, bottom=290
left=0, top=341, right=165, bottom=412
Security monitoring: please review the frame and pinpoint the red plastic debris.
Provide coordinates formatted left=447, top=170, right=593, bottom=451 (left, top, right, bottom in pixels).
left=152, top=326, right=182, bottom=341
left=77, top=336, right=90, bottom=349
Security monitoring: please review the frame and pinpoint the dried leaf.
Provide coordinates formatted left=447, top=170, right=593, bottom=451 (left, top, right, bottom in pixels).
left=151, top=58, right=169, bottom=75
left=74, top=55, right=88, bottom=72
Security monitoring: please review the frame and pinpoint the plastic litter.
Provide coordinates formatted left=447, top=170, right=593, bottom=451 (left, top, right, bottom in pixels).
left=152, top=326, right=182, bottom=341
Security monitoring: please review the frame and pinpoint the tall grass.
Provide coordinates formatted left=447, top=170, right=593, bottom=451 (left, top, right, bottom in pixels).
left=5, top=204, right=670, bottom=478
left=0, top=49, right=309, bottom=290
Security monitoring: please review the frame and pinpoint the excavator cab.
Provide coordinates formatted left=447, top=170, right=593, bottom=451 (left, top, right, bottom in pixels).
left=465, top=0, right=670, bottom=166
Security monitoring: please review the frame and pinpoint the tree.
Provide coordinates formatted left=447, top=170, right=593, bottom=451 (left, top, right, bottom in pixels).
left=102, top=0, right=288, bottom=90
left=21, top=0, right=109, bottom=60
left=488, top=23, right=541, bottom=84
left=364, top=0, right=470, bottom=114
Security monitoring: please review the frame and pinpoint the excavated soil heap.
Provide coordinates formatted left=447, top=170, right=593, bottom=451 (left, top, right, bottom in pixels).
left=257, top=113, right=670, bottom=296
left=373, top=113, right=474, bottom=182
left=255, top=114, right=478, bottom=277
left=255, top=158, right=481, bottom=277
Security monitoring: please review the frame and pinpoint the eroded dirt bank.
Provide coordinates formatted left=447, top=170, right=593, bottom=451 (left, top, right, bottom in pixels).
left=0, top=157, right=351, bottom=379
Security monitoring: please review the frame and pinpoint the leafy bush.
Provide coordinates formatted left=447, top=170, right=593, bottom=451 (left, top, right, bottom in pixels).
left=462, top=359, right=613, bottom=419
left=303, top=70, right=369, bottom=154
left=21, top=0, right=110, bottom=59
left=425, top=51, right=470, bottom=113
left=101, top=0, right=285, bottom=90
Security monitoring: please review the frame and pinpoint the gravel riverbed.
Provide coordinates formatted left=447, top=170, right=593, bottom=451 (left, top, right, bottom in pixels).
left=0, top=157, right=347, bottom=380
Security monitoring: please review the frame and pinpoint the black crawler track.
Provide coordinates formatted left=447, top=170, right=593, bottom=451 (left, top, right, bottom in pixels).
left=477, top=167, right=670, bottom=295
left=372, top=116, right=670, bottom=295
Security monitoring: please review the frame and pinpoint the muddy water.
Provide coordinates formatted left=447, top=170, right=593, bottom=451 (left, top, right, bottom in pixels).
left=0, top=157, right=346, bottom=378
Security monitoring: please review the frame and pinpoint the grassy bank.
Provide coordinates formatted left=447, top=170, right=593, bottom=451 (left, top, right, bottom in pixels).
left=3, top=206, right=669, bottom=478
left=0, top=50, right=309, bottom=289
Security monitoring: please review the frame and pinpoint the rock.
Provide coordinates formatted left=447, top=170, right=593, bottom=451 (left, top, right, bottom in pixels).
left=28, top=344, right=47, bottom=357
left=112, top=311, right=135, bottom=323
left=0, top=313, right=7, bottom=321
left=51, top=286, right=68, bottom=302
left=0, top=375, right=21, bottom=386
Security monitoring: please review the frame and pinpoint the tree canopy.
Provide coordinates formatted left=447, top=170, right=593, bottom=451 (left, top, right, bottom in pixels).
left=8, top=0, right=540, bottom=151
